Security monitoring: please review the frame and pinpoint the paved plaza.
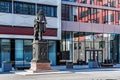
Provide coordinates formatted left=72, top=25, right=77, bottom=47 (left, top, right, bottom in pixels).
left=0, top=65, right=120, bottom=80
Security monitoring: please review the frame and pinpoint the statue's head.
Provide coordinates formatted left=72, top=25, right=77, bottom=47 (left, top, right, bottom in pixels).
left=38, top=10, right=44, bottom=16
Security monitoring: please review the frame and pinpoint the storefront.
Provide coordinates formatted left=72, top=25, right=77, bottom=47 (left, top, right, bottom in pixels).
left=0, top=39, right=57, bottom=67
left=57, top=31, right=120, bottom=65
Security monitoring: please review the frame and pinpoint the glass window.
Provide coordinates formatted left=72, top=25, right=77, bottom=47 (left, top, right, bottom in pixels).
left=90, top=8, right=98, bottom=23
left=23, top=40, right=32, bottom=66
left=118, top=12, right=120, bottom=25
left=102, top=9, right=108, bottom=24
left=15, top=40, right=32, bottom=67
left=97, top=9, right=103, bottom=24
left=15, top=40, right=24, bottom=67
left=111, top=1, right=116, bottom=7
left=79, top=7, right=88, bottom=22
left=61, top=31, right=120, bottom=64
left=80, top=0, right=87, bottom=4
left=62, top=5, right=70, bottom=20
left=14, top=1, right=35, bottom=15
left=96, top=0, right=103, bottom=6
left=94, top=33, right=103, bottom=49
left=103, top=0, right=117, bottom=7
left=1, top=39, right=10, bottom=66
left=63, top=0, right=119, bottom=8
left=90, top=0, right=94, bottom=4
left=62, top=4, right=120, bottom=25
left=37, top=4, right=57, bottom=17
left=51, top=7, right=57, bottom=17
left=0, top=1, right=12, bottom=13
left=114, top=11, right=119, bottom=25
left=106, top=10, right=115, bottom=25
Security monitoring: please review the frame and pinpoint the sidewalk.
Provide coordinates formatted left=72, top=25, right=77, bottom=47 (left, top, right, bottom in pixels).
left=50, top=65, right=120, bottom=72
left=1, top=65, right=120, bottom=80
left=51, top=65, right=89, bottom=70
left=14, top=65, right=88, bottom=75
left=1, top=65, right=120, bottom=75
left=14, top=65, right=120, bottom=75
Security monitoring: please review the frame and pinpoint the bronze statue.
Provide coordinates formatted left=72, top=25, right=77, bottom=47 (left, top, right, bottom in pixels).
left=31, top=10, right=50, bottom=72
left=34, top=10, right=47, bottom=40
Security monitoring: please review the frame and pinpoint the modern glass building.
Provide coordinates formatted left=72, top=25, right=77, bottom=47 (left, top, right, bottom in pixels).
left=59, top=0, right=120, bottom=65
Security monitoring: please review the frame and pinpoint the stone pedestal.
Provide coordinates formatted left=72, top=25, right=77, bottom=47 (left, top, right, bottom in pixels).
left=30, top=40, right=51, bottom=72
left=30, top=62, right=50, bottom=72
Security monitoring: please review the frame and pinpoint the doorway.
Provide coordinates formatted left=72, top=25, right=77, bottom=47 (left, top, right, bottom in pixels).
left=85, top=50, right=103, bottom=63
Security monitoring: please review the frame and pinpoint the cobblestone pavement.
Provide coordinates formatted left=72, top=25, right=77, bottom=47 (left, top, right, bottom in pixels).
left=0, top=68, right=120, bottom=80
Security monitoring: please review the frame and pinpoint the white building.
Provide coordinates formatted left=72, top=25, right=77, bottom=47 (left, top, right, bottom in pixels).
left=0, top=0, right=61, bottom=67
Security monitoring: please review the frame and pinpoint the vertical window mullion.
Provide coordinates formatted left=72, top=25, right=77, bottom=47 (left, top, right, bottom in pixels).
left=90, top=8, right=92, bottom=23
left=95, top=8, right=97, bottom=23
left=65, top=5, right=67, bottom=20
left=21, top=3, right=23, bottom=14
left=114, top=10, right=115, bottom=25
left=23, top=40, right=24, bottom=66
left=81, top=7, right=83, bottom=22
left=107, top=10, right=108, bottom=24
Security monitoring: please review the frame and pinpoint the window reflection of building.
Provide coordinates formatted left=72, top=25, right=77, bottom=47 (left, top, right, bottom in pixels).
left=62, top=0, right=119, bottom=8
left=62, top=5, right=120, bottom=25
left=90, top=0, right=94, bottom=4
left=60, top=31, right=120, bottom=64
left=61, top=0, right=120, bottom=65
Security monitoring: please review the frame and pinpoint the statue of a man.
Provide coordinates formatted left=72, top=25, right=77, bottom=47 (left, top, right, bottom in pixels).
left=34, top=10, right=47, bottom=40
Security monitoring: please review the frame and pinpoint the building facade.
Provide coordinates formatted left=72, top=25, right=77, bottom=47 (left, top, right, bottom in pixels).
left=59, top=0, right=120, bottom=65
left=0, top=0, right=61, bottom=67
left=0, top=0, right=120, bottom=68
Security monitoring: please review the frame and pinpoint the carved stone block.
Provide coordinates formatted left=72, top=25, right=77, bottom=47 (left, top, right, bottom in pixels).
left=32, top=40, right=49, bottom=63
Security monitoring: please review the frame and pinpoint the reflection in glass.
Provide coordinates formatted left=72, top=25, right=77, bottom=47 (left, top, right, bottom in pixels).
left=62, top=4, right=120, bottom=25
left=0, top=1, right=12, bottom=13
left=15, top=40, right=24, bottom=67
left=24, top=40, right=32, bottom=66
left=1, top=39, right=10, bottom=67
left=61, top=31, right=120, bottom=64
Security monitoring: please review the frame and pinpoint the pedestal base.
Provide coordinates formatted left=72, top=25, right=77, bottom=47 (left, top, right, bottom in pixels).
left=32, top=40, right=49, bottom=63
left=30, top=62, right=51, bottom=72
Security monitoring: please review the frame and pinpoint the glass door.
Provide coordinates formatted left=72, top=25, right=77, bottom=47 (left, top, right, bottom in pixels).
left=85, top=50, right=103, bottom=63
left=85, top=50, right=94, bottom=63
left=97, top=50, right=103, bottom=63
left=85, top=51, right=90, bottom=63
